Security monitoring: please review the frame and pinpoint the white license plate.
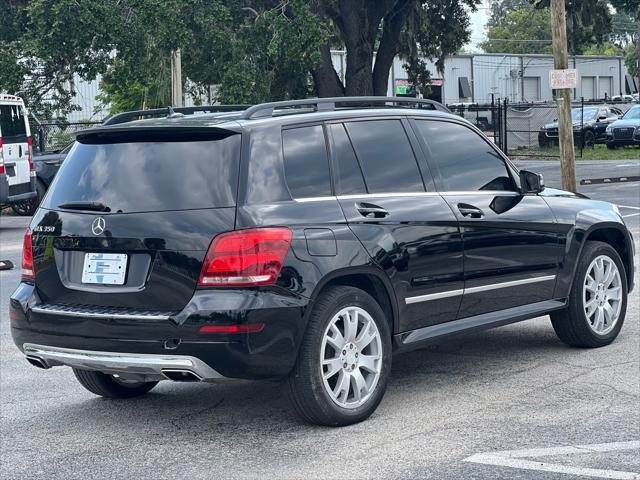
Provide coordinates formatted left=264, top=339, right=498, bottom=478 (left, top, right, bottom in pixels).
left=81, top=253, right=128, bottom=285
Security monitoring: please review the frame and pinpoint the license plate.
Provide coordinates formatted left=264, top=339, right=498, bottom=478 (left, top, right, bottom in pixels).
left=81, top=253, right=128, bottom=285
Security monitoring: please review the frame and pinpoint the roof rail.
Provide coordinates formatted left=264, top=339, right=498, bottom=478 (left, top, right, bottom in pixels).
left=240, top=96, right=450, bottom=120
left=103, top=105, right=250, bottom=126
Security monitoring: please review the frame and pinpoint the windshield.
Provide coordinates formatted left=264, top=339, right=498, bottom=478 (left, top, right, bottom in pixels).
left=43, top=133, right=241, bottom=213
left=622, top=107, right=640, bottom=120
left=0, top=104, right=28, bottom=143
left=572, top=108, right=597, bottom=122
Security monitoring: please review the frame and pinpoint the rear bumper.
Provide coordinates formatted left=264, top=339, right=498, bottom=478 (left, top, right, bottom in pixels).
left=0, top=173, right=36, bottom=204
left=10, top=283, right=310, bottom=380
left=23, top=343, right=224, bottom=381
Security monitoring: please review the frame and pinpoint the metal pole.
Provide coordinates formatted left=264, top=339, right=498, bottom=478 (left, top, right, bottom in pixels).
left=550, top=0, right=577, bottom=192
left=580, top=96, right=584, bottom=158
left=171, top=49, right=183, bottom=107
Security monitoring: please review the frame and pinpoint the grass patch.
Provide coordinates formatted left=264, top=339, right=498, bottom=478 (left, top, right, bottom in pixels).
left=509, top=144, right=640, bottom=160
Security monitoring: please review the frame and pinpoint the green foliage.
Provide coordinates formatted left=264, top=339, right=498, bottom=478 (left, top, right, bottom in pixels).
left=400, top=0, right=477, bottom=95
left=481, top=6, right=553, bottom=54
left=2, top=0, right=479, bottom=116
left=485, top=0, right=614, bottom=55
left=624, top=43, right=639, bottom=77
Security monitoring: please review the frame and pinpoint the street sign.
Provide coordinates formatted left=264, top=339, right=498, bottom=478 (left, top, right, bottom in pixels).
left=549, top=69, right=578, bottom=89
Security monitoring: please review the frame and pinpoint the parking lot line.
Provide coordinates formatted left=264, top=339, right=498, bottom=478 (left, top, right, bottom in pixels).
left=464, top=440, right=640, bottom=479
left=616, top=205, right=640, bottom=211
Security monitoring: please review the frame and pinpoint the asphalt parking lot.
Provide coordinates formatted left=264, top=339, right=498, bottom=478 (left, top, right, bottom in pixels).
left=1, top=159, right=639, bottom=480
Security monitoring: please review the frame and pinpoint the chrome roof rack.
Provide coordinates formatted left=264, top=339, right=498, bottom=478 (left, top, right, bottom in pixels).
left=103, top=105, right=251, bottom=126
left=240, top=96, right=450, bottom=120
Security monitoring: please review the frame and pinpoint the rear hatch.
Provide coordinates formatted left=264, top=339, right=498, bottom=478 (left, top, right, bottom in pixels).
left=31, top=126, right=241, bottom=314
left=0, top=102, right=32, bottom=193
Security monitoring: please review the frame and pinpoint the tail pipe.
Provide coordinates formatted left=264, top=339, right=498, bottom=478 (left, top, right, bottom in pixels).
left=161, top=369, right=202, bottom=382
left=26, top=356, right=50, bottom=369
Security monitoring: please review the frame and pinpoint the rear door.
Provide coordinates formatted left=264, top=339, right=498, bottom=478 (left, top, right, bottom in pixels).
left=0, top=101, right=32, bottom=192
left=330, top=118, right=464, bottom=333
left=31, top=128, right=241, bottom=313
left=412, top=119, right=563, bottom=319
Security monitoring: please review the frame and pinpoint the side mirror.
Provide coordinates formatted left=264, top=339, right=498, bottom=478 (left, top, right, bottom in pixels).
left=519, top=170, right=545, bottom=194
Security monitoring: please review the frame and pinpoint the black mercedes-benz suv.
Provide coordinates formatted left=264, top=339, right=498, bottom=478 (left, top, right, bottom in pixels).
left=10, top=97, right=635, bottom=426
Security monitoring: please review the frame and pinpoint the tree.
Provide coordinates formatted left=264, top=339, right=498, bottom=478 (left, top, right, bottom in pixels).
left=312, top=0, right=480, bottom=97
left=484, top=0, right=614, bottom=55
left=481, top=6, right=553, bottom=54
left=486, top=0, right=530, bottom=28
left=2, top=0, right=482, bottom=117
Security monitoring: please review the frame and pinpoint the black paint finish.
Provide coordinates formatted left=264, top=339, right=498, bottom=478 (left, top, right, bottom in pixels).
left=10, top=108, right=636, bottom=382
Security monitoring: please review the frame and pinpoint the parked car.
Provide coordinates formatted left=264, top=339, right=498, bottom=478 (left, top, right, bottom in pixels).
left=611, top=94, right=638, bottom=103
left=538, top=105, right=623, bottom=148
left=10, top=142, right=74, bottom=216
left=605, top=105, right=640, bottom=149
left=0, top=94, right=36, bottom=210
left=11, top=98, right=635, bottom=426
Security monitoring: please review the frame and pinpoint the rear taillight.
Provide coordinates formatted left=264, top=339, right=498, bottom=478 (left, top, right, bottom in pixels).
left=198, top=228, right=292, bottom=287
left=0, top=137, right=4, bottom=174
left=21, top=228, right=34, bottom=281
left=198, top=323, right=265, bottom=334
left=27, top=136, right=34, bottom=173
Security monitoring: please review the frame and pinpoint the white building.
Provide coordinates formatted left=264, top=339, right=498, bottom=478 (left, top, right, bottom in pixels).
left=332, top=51, right=636, bottom=105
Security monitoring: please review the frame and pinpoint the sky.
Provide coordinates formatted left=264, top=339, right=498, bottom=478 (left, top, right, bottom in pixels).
left=467, top=1, right=491, bottom=52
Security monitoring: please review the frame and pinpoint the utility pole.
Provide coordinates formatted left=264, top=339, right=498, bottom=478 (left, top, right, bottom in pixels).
left=550, top=0, right=576, bottom=192
left=171, top=49, right=183, bottom=107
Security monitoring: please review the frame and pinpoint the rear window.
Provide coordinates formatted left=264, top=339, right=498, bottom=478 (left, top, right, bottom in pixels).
left=282, top=125, right=331, bottom=198
left=0, top=104, right=28, bottom=143
left=43, top=133, right=241, bottom=213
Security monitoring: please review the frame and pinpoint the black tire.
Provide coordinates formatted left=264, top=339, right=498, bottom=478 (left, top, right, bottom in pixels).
left=582, top=130, right=595, bottom=148
left=550, top=241, right=627, bottom=348
left=10, top=180, right=46, bottom=216
left=73, top=368, right=158, bottom=398
left=288, top=286, right=392, bottom=426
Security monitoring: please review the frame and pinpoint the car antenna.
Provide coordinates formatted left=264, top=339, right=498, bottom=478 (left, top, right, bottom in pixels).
left=166, top=106, right=184, bottom=120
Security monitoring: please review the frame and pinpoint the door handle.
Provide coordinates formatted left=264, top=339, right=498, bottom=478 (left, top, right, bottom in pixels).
left=356, top=202, right=389, bottom=218
left=457, top=203, right=484, bottom=219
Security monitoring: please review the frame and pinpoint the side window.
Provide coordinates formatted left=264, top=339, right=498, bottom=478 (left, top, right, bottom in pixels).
left=414, top=120, right=517, bottom=192
left=329, top=124, right=366, bottom=195
left=282, top=125, right=331, bottom=198
left=345, top=120, right=424, bottom=193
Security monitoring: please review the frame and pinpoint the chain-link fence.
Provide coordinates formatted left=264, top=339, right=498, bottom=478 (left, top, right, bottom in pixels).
left=491, top=99, right=636, bottom=159
left=30, top=121, right=102, bottom=153
left=447, top=102, right=502, bottom=146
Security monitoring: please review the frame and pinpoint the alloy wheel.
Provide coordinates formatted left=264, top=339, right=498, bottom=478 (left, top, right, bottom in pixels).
left=583, top=255, right=622, bottom=335
left=320, top=306, right=383, bottom=409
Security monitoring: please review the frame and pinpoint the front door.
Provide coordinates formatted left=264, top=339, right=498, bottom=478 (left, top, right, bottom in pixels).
left=411, top=118, right=564, bottom=319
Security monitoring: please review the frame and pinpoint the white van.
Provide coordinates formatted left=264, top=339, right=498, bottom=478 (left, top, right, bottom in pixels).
left=0, top=95, right=36, bottom=207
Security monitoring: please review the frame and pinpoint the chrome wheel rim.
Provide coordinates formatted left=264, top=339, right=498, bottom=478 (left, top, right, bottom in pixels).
left=583, top=255, right=622, bottom=335
left=320, top=306, right=383, bottom=409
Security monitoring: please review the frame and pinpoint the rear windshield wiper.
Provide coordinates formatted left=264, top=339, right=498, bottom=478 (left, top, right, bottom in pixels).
left=57, top=201, right=112, bottom=212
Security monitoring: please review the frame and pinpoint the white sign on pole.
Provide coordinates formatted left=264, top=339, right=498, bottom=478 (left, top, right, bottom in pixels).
left=549, top=69, right=578, bottom=89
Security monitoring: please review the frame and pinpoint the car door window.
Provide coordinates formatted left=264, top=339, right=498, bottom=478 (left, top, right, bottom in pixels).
left=282, top=125, right=331, bottom=198
left=414, top=120, right=517, bottom=192
left=344, top=119, right=425, bottom=193
left=329, top=123, right=367, bottom=195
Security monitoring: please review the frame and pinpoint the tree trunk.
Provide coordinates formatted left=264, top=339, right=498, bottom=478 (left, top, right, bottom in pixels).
left=327, top=0, right=389, bottom=96
left=372, top=0, right=413, bottom=96
left=313, top=43, right=344, bottom=97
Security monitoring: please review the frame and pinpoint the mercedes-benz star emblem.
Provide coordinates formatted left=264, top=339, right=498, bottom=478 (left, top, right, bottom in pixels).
left=92, top=217, right=106, bottom=236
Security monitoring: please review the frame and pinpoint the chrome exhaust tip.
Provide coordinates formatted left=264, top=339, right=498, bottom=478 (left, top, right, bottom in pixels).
left=26, top=356, right=50, bottom=369
left=161, top=369, right=202, bottom=382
